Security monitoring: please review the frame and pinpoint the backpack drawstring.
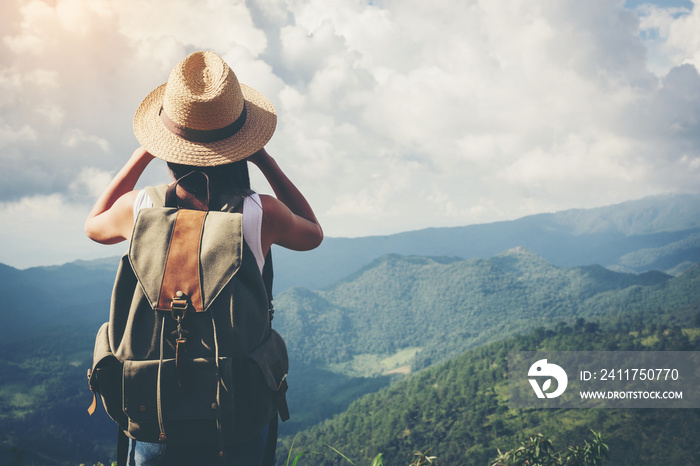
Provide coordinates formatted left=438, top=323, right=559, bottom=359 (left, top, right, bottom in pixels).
left=211, top=314, right=226, bottom=458
left=157, top=313, right=167, bottom=442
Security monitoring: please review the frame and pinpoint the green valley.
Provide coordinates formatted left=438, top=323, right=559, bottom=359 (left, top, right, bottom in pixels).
left=279, top=322, right=700, bottom=465
left=0, top=194, right=698, bottom=465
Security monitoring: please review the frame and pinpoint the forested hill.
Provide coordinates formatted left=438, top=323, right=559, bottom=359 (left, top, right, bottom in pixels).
left=0, top=193, right=698, bottom=464
left=0, top=258, right=116, bottom=342
left=273, top=249, right=699, bottom=371
left=6, top=192, right=693, bottom=296
left=0, top=249, right=698, bottom=464
left=271, top=193, right=700, bottom=291
left=279, top=322, right=700, bottom=466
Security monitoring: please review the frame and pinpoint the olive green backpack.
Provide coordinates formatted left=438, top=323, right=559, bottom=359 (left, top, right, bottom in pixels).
left=87, top=181, right=289, bottom=461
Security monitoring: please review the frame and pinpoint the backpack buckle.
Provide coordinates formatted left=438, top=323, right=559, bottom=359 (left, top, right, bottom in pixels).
left=170, top=290, right=189, bottom=322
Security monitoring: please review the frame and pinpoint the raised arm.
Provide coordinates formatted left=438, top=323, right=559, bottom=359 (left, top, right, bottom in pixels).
left=84, top=147, right=155, bottom=244
left=248, top=148, right=323, bottom=253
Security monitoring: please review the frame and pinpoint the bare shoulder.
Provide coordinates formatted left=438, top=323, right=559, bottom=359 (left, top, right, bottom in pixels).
left=257, top=193, right=276, bottom=211
left=120, top=189, right=141, bottom=205
left=114, top=190, right=141, bottom=216
left=258, top=194, right=286, bottom=216
left=85, top=189, right=140, bottom=244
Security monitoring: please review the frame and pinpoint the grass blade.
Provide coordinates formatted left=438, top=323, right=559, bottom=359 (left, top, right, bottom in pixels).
left=290, top=451, right=317, bottom=466
left=285, top=433, right=299, bottom=466
left=324, top=444, right=355, bottom=465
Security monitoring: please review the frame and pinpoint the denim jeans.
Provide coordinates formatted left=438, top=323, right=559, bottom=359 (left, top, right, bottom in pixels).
left=128, top=423, right=270, bottom=465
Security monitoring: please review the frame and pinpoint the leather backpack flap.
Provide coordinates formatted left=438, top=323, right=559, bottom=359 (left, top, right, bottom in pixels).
left=129, top=208, right=243, bottom=313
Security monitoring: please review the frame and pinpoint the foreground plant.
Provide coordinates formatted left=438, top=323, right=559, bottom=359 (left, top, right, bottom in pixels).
left=491, top=430, right=608, bottom=466
left=325, top=443, right=384, bottom=466
left=409, top=448, right=438, bottom=465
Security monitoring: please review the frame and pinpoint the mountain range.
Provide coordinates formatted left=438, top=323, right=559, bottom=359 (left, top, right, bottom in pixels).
left=2, top=248, right=698, bottom=464
left=271, top=249, right=699, bottom=437
left=1, top=192, right=698, bottom=344
left=271, top=193, right=700, bottom=291
left=273, top=249, right=697, bottom=373
left=0, top=192, right=699, bottom=464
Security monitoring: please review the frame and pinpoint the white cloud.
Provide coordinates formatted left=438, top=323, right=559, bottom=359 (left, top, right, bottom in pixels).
left=659, top=1, right=700, bottom=68
left=0, top=0, right=278, bottom=200
left=68, top=167, right=115, bottom=199
left=0, top=123, right=37, bottom=148
left=0, top=193, right=125, bottom=268
left=262, top=0, right=699, bottom=234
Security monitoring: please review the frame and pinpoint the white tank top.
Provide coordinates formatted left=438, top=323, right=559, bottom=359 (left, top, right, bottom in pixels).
left=133, top=189, right=266, bottom=275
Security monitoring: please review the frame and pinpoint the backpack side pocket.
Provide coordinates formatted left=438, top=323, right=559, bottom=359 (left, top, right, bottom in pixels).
left=232, top=329, right=290, bottom=438
left=90, top=322, right=126, bottom=427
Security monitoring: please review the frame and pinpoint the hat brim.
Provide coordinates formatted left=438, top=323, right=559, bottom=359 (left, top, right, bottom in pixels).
left=133, top=82, right=276, bottom=166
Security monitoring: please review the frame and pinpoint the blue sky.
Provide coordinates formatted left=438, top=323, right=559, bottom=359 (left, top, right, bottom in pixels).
left=0, top=0, right=699, bottom=268
left=626, top=0, right=692, bottom=7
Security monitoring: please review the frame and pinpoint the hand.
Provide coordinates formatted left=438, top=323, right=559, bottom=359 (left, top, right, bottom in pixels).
left=131, top=146, right=156, bottom=164
left=247, top=147, right=271, bottom=168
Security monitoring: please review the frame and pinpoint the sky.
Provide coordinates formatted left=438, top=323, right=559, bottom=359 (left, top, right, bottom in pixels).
left=0, top=0, right=699, bottom=268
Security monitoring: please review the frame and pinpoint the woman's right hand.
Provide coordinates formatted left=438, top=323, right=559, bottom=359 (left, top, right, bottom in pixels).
left=133, top=146, right=156, bottom=164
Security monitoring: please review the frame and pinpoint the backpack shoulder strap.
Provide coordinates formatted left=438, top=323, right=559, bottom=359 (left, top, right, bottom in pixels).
left=262, top=250, right=274, bottom=317
left=145, top=184, right=246, bottom=212
left=144, top=185, right=168, bottom=208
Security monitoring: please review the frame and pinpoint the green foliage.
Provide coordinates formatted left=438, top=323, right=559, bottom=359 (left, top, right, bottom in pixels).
left=282, top=363, right=393, bottom=437
left=1, top=247, right=699, bottom=464
left=277, top=322, right=700, bottom=466
left=284, top=438, right=385, bottom=466
left=0, top=326, right=115, bottom=465
left=491, top=431, right=608, bottom=466
left=275, top=252, right=699, bottom=374
left=284, top=434, right=321, bottom=466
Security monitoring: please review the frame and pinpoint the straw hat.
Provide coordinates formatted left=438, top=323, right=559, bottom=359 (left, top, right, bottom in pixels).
left=133, top=51, right=276, bottom=166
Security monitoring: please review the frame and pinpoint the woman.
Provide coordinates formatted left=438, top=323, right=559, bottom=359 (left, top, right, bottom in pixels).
left=85, top=51, right=322, bottom=465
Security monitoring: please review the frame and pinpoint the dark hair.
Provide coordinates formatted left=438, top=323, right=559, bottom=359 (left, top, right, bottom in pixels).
left=167, top=160, right=251, bottom=208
